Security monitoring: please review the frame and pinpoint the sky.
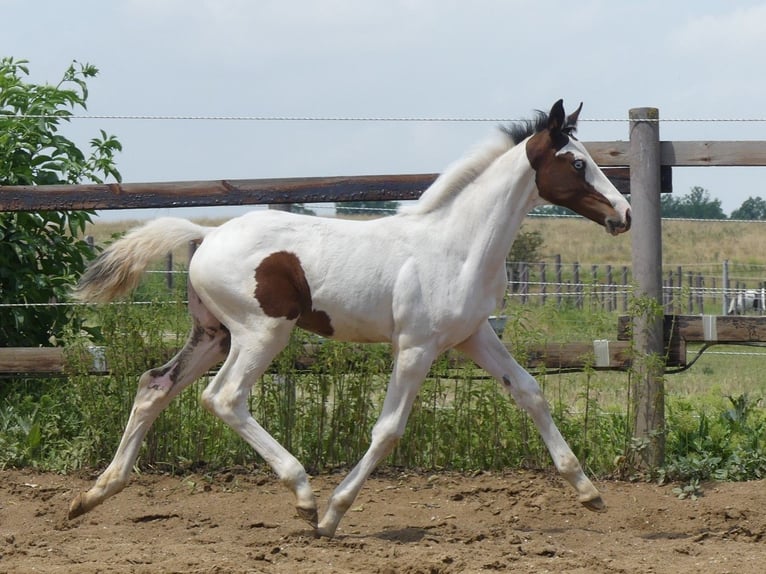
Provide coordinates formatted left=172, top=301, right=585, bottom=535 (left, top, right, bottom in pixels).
left=2, top=0, right=766, bottom=221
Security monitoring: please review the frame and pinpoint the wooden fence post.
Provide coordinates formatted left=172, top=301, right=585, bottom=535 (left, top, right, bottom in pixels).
left=629, top=106, right=665, bottom=468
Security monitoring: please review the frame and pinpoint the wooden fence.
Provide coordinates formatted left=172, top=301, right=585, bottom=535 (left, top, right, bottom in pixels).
left=3, top=108, right=766, bottom=467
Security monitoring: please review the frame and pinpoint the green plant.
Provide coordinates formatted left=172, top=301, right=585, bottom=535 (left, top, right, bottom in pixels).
left=673, top=478, right=702, bottom=500
left=662, top=393, right=766, bottom=484
left=0, top=57, right=121, bottom=346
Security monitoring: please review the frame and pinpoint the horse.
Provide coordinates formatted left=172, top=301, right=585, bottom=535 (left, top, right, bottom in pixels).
left=69, top=99, right=631, bottom=538
left=727, top=288, right=766, bottom=315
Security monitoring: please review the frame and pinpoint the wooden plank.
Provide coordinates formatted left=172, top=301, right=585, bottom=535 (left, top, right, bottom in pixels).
left=0, top=167, right=655, bottom=212
left=524, top=341, right=632, bottom=370
left=588, top=141, right=766, bottom=167
left=1, top=140, right=760, bottom=211
left=0, top=340, right=635, bottom=376
left=661, top=141, right=766, bottom=167
left=0, top=174, right=437, bottom=212
left=619, top=314, right=766, bottom=344
left=0, top=347, right=66, bottom=374
left=672, top=315, right=766, bottom=342
left=585, top=142, right=630, bottom=166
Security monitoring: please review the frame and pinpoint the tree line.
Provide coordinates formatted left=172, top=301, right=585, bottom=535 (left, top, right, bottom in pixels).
left=660, top=186, right=766, bottom=220
left=535, top=186, right=766, bottom=220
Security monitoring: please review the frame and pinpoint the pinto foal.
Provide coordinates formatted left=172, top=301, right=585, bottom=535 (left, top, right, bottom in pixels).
left=70, top=100, right=631, bottom=538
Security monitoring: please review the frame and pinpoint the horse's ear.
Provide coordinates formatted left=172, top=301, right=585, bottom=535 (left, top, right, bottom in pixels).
left=548, top=99, right=566, bottom=133
left=566, top=102, right=583, bottom=129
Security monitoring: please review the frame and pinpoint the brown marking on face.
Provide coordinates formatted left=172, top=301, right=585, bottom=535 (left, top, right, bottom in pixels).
left=526, top=131, right=620, bottom=227
left=254, top=251, right=334, bottom=337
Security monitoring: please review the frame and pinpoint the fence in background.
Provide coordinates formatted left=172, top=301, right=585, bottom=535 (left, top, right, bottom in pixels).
left=3, top=107, right=766, bottom=467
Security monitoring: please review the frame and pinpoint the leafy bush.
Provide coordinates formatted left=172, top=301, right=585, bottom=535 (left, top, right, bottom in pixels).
left=0, top=57, right=121, bottom=346
left=662, top=393, right=766, bottom=483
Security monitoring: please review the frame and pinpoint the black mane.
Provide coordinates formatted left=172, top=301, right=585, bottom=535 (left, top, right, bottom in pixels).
left=501, top=110, right=548, bottom=144
left=501, top=108, right=578, bottom=144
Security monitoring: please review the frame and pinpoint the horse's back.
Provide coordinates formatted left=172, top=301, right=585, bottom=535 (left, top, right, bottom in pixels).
left=188, top=210, right=402, bottom=342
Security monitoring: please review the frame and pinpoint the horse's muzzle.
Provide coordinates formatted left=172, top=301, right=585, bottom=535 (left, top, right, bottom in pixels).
left=605, top=208, right=631, bottom=236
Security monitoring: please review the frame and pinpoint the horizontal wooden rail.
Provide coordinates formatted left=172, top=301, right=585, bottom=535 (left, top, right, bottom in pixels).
left=618, top=314, right=766, bottom=343
left=0, top=347, right=107, bottom=376
left=0, top=166, right=666, bottom=212
left=0, top=173, right=434, bottom=212
left=588, top=141, right=766, bottom=167
left=522, top=341, right=632, bottom=370
left=1, top=141, right=758, bottom=211
left=0, top=339, right=634, bottom=377
left=617, top=314, right=766, bottom=370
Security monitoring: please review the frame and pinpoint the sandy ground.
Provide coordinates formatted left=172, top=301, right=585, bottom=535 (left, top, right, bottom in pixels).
left=1, top=467, right=764, bottom=574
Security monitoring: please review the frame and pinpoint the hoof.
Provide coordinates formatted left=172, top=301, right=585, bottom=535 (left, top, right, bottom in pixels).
left=315, top=525, right=336, bottom=539
left=68, top=494, right=88, bottom=520
left=296, top=505, right=318, bottom=528
left=581, top=495, right=606, bottom=513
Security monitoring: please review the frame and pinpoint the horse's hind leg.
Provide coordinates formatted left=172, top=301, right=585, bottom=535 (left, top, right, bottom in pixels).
left=68, top=283, right=229, bottom=519
left=200, top=321, right=318, bottom=528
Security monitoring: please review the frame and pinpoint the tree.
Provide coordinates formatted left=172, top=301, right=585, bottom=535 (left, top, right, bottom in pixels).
left=731, top=196, right=766, bottom=220
left=660, top=186, right=726, bottom=219
left=0, top=58, right=122, bottom=346
left=507, top=229, right=545, bottom=292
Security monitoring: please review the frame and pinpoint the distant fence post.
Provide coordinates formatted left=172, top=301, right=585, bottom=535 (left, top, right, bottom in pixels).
left=722, top=260, right=730, bottom=315
left=629, top=106, right=665, bottom=468
left=165, top=252, right=174, bottom=291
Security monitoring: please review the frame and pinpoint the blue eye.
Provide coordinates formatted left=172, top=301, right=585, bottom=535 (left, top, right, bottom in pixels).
left=573, top=159, right=585, bottom=171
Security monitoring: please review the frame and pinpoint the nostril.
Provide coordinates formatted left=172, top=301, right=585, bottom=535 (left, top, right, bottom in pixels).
left=621, top=208, right=632, bottom=231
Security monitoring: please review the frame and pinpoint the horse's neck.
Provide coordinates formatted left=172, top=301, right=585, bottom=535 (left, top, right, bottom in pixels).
left=440, top=145, right=538, bottom=271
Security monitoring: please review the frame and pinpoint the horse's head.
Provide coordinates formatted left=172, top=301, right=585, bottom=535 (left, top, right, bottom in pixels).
left=526, top=100, right=631, bottom=235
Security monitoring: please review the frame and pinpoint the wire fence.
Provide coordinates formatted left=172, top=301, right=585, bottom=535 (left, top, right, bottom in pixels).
left=7, top=113, right=766, bottom=123
left=5, top=252, right=764, bottom=318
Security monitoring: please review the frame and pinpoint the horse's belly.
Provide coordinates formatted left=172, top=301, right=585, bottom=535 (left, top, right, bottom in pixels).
left=303, top=304, right=393, bottom=343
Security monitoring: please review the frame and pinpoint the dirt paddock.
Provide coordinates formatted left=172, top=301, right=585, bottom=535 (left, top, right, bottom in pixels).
left=1, top=468, right=764, bottom=573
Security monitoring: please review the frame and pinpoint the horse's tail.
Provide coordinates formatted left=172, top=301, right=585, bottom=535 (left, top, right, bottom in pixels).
left=73, top=217, right=213, bottom=304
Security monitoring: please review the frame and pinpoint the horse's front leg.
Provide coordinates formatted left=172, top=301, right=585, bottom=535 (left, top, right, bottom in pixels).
left=456, top=322, right=605, bottom=512
left=316, top=344, right=436, bottom=538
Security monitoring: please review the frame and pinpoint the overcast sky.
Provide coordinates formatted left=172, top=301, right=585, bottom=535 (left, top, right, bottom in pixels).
left=3, top=0, right=766, bottom=220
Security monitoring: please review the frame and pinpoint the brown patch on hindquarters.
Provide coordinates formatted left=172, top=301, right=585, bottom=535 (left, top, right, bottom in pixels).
left=254, top=251, right=334, bottom=337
